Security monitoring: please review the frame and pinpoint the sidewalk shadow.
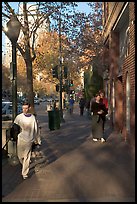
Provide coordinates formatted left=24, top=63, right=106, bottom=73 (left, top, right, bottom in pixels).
left=2, top=161, right=23, bottom=198
left=31, top=112, right=92, bottom=172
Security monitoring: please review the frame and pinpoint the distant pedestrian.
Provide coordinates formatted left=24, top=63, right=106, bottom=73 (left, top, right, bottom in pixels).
left=91, top=93, right=108, bottom=142
left=79, top=97, right=86, bottom=116
left=13, top=101, right=38, bottom=180
left=69, top=96, right=75, bottom=114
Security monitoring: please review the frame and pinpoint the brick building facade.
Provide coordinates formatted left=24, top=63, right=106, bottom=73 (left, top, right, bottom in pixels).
left=102, top=2, right=135, bottom=152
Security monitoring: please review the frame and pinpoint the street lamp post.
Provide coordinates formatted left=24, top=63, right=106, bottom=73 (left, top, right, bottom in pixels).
left=5, top=15, right=21, bottom=165
left=6, top=15, right=21, bottom=122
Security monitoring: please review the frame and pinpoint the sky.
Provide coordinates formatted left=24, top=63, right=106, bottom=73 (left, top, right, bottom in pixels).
left=76, top=2, right=91, bottom=13
left=2, top=2, right=91, bottom=53
left=3, top=2, right=91, bottom=13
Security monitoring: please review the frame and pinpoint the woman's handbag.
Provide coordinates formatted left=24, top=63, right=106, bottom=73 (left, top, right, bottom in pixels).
left=10, top=123, right=21, bottom=141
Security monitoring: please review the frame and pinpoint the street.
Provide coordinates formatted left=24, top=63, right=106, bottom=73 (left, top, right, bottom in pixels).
left=2, top=102, right=135, bottom=202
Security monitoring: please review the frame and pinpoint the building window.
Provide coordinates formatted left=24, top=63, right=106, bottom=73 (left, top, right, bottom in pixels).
left=125, top=27, right=130, bottom=58
left=119, top=26, right=129, bottom=61
left=118, top=26, right=129, bottom=75
left=117, top=4, right=129, bottom=75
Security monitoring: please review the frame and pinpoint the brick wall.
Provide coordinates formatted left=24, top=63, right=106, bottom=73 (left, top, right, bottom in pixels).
left=103, top=2, right=135, bottom=152
left=122, top=2, right=135, bottom=149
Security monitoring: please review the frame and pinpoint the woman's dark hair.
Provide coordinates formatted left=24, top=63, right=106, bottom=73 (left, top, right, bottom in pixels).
left=95, top=93, right=100, bottom=97
left=22, top=101, right=31, bottom=107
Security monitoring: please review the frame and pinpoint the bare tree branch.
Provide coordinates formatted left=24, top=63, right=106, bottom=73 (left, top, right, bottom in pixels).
left=16, top=43, right=25, bottom=59
left=3, top=2, right=16, bottom=15
left=2, top=12, right=10, bottom=19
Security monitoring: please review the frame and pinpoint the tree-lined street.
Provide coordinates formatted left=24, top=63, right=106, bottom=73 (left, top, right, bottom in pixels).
left=2, top=2, right=104, bottom=112
left=2, top=2, right=135, bottom=202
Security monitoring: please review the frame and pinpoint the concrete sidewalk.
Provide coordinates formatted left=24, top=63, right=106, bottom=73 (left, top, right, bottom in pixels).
left=2, top=104, right=135, bottom=202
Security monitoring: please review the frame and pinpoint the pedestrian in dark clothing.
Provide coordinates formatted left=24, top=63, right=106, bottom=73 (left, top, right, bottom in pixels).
left=91, top=93, right=108, bottom=142
left=79, top=97, right=86, bottom=116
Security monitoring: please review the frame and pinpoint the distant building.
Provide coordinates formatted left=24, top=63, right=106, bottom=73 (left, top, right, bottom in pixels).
left=102, top=2, right=135, bottom=153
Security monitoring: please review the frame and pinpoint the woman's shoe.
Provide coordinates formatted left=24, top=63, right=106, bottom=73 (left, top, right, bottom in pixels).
left=23, top=175, right=28, bottom=180
left=101, top=138, right=106, bottom=143
left=93, top=138, right=98, bottom=142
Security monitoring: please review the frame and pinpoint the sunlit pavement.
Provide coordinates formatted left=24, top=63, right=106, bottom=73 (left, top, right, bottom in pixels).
left=2, top=102, right=135, bottom=202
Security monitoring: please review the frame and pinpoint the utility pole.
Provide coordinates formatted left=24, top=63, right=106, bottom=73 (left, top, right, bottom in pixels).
left=59, top=2, right=65, bottom=122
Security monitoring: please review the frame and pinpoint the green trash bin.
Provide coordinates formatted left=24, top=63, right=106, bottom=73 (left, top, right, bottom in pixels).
left=48, top=109, right=60, bottom=130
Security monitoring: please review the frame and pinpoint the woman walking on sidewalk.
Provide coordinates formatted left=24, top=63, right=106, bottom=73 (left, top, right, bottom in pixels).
left=91, top=93, right=108, bottom=142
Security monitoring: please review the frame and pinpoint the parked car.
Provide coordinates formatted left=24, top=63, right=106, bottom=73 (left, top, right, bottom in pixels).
left=2, top=101, right=22, bottom=115
left=2, top=101, right=12, bottom=115
left=34, top=98, right=40, bottom=105
left=46, top=98, right=54, bottom=102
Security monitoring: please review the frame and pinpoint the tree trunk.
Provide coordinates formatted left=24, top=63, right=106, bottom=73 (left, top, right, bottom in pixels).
left=25, top=59, right=35, bottom=114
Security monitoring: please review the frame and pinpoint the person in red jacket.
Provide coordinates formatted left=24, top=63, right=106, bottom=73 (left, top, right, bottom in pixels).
left=99, top=90, right=108, bottom=135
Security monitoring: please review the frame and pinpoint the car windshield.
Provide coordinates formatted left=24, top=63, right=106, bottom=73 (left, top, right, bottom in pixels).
left=2, top=104, right=6, bottom=108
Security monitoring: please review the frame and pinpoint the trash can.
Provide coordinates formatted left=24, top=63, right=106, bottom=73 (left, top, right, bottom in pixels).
left=48, top=109, right=60, bottom=130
